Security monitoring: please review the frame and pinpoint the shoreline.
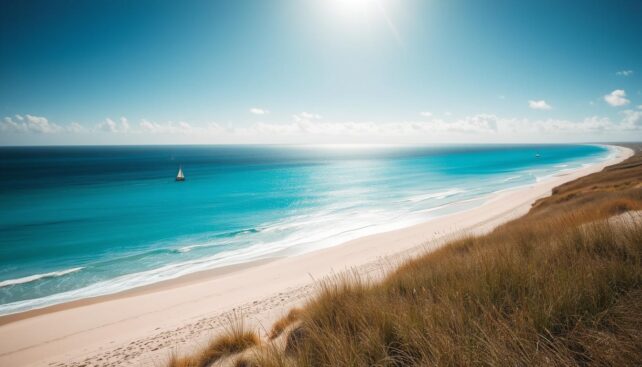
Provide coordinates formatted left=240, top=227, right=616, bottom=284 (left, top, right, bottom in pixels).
left=0, top=258, right=277, bottom=327
left=0, top=145, right=633, bottom=367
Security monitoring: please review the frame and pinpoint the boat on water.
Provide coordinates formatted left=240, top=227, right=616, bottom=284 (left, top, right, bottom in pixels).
left=535, top=153, right=541, bottom=158
left=176, top=166, right=185, bottom=181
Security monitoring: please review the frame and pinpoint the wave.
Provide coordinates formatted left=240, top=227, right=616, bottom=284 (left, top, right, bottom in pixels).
left=177, top=239, right=235, bottom=253
left=176, top=212, right=367, bottom=254
left=502, top=175, right=522, bottom=182
left=176, top=228, right=265, bottom=253
left=0, top=267, right=83, bottom=288
left=407, top=189, right=465, bottom=203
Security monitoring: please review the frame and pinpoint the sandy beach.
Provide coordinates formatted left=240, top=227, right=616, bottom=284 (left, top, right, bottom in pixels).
left=0, top=145, right=633, bottom=367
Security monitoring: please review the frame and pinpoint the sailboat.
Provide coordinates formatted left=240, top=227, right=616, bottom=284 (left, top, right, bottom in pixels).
left=176, top=166, right=185, bottom=181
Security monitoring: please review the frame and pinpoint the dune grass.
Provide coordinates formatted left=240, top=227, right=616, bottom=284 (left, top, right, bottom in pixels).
left=167, top=316, right=260, bottom=367
left=279, top=210, right=641, bottom=366
left=269, top=308, right=302, bottom=340
left=170, top=146, right=642, bottom=366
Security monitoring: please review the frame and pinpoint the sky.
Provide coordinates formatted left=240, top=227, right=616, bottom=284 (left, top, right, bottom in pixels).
left=1, top=0, right=641, bottom=145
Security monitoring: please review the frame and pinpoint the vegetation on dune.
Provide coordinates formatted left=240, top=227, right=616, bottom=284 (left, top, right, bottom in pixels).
left=530, top=148, right=642, bottom=218
left=170, top=145, right=642, bottom=367
left=167, top=316, right=260, bottom=367
left=269, top=308, right=302, bottom=340
left=281, top=211, right=641, bottom=366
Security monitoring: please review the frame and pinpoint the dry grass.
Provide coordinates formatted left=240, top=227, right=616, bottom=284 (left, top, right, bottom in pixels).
left=171, top=146, right=642, bottom=366
left=530, top=147, right=642, bottom=219
left=168, top=316, right=260, bottom=367
left=279, top=212, right=641, bottom=366
left=269, top=308, right=302, bottom=340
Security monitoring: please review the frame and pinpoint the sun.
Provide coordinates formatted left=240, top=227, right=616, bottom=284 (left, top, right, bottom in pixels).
left=326, top=0, right=401, bottom=44
left=330, top=0, right=379, bottom=17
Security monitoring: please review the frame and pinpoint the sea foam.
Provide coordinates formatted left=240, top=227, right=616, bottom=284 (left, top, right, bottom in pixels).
left=0, top=267, right=83, bottom=288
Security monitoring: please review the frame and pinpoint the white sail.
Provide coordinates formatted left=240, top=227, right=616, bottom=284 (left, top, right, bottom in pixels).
left=176, top=167, right=185, bottom=180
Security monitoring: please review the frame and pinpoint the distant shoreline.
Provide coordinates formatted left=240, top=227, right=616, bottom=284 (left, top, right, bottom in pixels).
left=0, top=145, right=633, bottom=367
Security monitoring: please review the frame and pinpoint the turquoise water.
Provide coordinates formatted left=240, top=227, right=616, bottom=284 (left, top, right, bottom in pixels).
left=0, top=144, right=610, bottom=315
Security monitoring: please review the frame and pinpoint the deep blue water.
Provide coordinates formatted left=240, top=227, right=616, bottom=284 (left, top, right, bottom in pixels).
left=0, top=144, right=610, bottom=315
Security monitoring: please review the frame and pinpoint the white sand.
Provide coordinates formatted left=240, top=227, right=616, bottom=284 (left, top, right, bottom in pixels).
left=0, top=145, right=633, bottom=367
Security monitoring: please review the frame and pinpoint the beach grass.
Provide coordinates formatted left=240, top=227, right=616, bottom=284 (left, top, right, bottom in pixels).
left=269, top=308, right=302, bottom=340
left=278, top=211, right=641, bottom=366
left=170, top=146, right=642, bottom=366
left=167, top=315, right=260, bottom=367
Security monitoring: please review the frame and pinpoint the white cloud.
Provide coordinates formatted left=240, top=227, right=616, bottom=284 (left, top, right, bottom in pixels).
left=616, top=70, right=633, bottom=77
left=531, top=116, right=613, bottom=133
left=290, top=112, right=323, bottom=133
left=419, top=111, right=433, bottom=118
left=98, top=117, right=131, bottom=133
left=229, top=112, right=639, bottom=140
left=139, top=119, right=193, bottom=134
left=98, top=118, right=117, bottom=132
left=3, top=111, right=640, bottom=145
left=528, top=100, right=552, bottom=110
left=299, top=112, right=322, bottom=120
left=24, top=114, right=60, bottom=133
left=604, top=89, right=630, bottom=107
left=66, top=122, right=88, bottom=133
left=0, top=114, right=61, bottom=133
left=292, top=112, right=322, bottom=122
left=637, top=105, right=642, bottom=110
left=249, top=108, right=269, bottom=115
left=234, top=114, right=501, bottom=138
left=425, top=114, right=499, bottom=133
left=621, top=109, right=642, bottom=130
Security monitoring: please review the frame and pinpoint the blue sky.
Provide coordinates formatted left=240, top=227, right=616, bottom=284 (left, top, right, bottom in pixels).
left=1, top=0, right=641, bottom=145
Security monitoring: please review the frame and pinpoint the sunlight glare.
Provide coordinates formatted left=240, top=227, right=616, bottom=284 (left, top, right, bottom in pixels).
left=330, top=0, right=379, bottom=17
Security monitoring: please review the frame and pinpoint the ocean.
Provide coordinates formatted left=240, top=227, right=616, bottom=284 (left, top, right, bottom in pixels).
left=0, top=144, right=611, bottom=315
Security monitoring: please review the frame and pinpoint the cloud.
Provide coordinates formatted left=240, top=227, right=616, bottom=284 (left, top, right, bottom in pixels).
left=529, top=116, right=614, bottom=133
left=1, top=114, right=61, bottom=133
left=292, top=112, right=322, bottom=122
left=236, top=114, right=501, bottom=138
left=419, top=111, right=433, bottom=118
left=604, top=89, right=630, bottom=107
left=66, top=122, right=88, bottom=133
left=139, top=119, right=193, bottom=134
left=621, top=109, right=642, bottom=130
left=249, top=108, right=269, bottom=115
left=98, top=117, right=131, bottom=133
left=230, top=112, right=641, bottom=140
left=425, top=114, right=499, bottom=133
left=528, top=100, right=552, bottom=110
left=616, top=70, right=634, bottom=76
left=3, top=111, right=640, bottom=145
left=290, top=112, right=323, bottom=133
